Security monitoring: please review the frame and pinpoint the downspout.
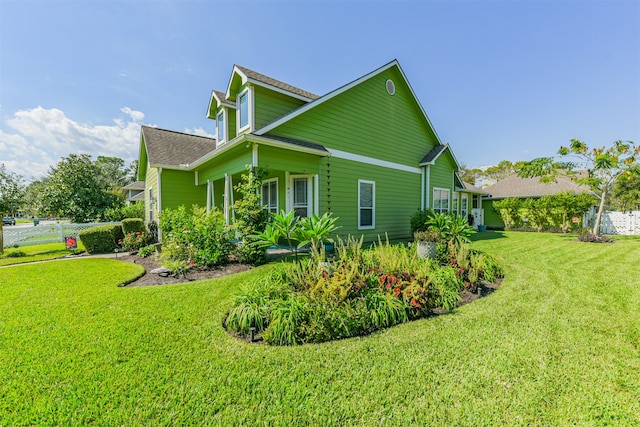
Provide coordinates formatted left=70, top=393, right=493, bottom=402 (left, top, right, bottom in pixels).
left=157, top=167, right=163, bottom=241
left=421, top=167, right=425, bottom=211
left=426, top=165, right=431, bottom=210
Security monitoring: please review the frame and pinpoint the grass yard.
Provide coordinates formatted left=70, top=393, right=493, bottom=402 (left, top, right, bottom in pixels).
left=1, top=232, right=639, bottom=425
left=0, top=242, right=85, bottom=266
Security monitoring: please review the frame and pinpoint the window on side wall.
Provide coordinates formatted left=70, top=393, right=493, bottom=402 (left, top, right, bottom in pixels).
left=452, top=192, right=459, bottom=216
left=433, top=188, right=450, bottom=214
left=217, top=111, right=225, bottom=143
left=238, top=90, right=249, bottom=130
left=261, top=178, right=278, bottom=214
left=461, top=193, right=469, bottom=218
left=358, top=180, right=375, bottom=230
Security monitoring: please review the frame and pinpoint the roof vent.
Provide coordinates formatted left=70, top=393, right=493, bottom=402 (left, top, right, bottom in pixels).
left=386, top=79, right=396, bottom=95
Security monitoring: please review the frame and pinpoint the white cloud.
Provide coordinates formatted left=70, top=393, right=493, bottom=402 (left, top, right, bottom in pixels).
left=184, top=127, right=215, bottom=138
left=0, top=106, right=145, bottom=181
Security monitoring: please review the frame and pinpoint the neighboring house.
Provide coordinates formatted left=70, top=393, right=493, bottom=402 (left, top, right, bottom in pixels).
left=137, top=60, right=482, bottom=241
left=121, top=180, right=145, bottom=205
left=482, top=174, right=593, bottom=229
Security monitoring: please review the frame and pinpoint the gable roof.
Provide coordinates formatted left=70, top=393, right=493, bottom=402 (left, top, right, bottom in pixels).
left=122, top=180, right=145, bottom=191
left=254, top=60, right=444, bottom=146
left=484, top=174, right=592, bottom=199
left=228, top=65, right=319, bottom=102
left=141, top=126, right=217, bottom=168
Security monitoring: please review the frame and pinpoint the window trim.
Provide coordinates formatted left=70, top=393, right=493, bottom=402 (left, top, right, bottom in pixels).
left=461, top=193, right=469, bottom=218
left=432, top=187, right=450, bottom=214
left=289, top=174, right=314, bottom=218
left=358, top=179, right=376, bottom=230
left=452, top=191, right=459, bottom=216
left=237, top=87, right=253, bottom=133
left=216, top=109, right=226, bottom=144
left=261, top=177, right=279, bottom=214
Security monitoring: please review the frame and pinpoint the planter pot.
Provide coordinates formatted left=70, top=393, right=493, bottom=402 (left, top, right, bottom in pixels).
left=416, top=241, right=437, bottom=259
left=477, top=225, right=487, bottom=232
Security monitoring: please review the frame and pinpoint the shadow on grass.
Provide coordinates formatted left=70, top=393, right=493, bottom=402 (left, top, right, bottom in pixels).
left=470, top=231, right=507, bottom=242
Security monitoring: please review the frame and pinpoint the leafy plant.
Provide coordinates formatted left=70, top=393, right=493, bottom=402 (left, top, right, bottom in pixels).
left=233, top=166, right=269, bottom=265
left=137, top=245, right=156, bottom=258
left=120, top=231, right=147, bottom=252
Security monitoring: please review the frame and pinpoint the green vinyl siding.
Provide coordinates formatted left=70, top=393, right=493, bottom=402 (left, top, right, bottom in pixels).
left=324, top=157, right=420, bottom=241
left=197, top=148, right=253, bottom=183
left=428, top=153, right=456, bottom=211
left=144, top=166, right=158, bottom=223
left=258, top=145, right=322, bottom=175
left=267, top=67, right=439, bottom=167
left=483, top=199, right=505, bottom=229
left=161, top=169, right=206, bottom=211
left=254, top=86, right=308, bottom=130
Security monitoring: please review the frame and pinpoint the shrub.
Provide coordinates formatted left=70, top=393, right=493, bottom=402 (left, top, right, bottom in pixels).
left=3, top=249, right=26, bottom=258
left=159, top=205, right=232, bottom=267
left=233, top=166, right=269, bottom=265
left=410, top=210, right=432, bottom=233
left=79, top=224, right=124, bottom=254
left=103, top=203, right=145, bottom=221
left=122, top=218, right=145, bottom=235
left=120, top=231, right=147, bottom=252
left=137, top=245, right=156, bottom=258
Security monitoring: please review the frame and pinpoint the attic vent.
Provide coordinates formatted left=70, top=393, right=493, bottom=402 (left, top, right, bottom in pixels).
left=386, top=79, right=396, bottom=95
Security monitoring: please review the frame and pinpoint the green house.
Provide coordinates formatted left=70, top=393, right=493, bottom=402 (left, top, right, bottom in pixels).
left=137, top=60, right=484, bottom=241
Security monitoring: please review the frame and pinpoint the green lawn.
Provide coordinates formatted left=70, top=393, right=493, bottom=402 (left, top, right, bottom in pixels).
left=0, top=242, right=85, bottom=266
left=1, top=232, right=639, bottom=425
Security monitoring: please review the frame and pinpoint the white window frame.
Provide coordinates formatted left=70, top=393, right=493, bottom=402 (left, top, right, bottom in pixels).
left=433, top=187, right=450, bottom=214
left=288, top=175, right=314, bottom=218
left=461, top=193, right=469, bottom=218
left=358, top=179, right=376, bottom=230
left=452, top=192, right=459, bottom=216
left=237, top=87, right=253, bottom=134
left=216, top=109, right=226, bottom=144
left=261, top=178, right=278, bottom=214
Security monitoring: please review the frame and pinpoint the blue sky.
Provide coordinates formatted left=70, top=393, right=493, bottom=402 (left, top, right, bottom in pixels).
left=1, top=0, right=638, bottom=180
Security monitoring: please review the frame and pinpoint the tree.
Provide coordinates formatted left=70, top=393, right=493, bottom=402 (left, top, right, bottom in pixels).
left=0, top=164, right=25, bottom=216
left=0, top=164, right=25, bottom=253
left=608, top=166, right=640, bottom=211
left=42, top=154, right=123, bottom=222
left=518, top=139, right=640, bottom=235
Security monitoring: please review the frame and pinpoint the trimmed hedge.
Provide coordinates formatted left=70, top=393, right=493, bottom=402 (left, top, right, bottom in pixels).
left=122, top=218, right=145, bottom=235
left=79, top=225, right=125, bottom=254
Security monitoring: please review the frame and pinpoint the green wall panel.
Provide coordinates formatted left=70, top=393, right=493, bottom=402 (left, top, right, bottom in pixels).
left=267, top=67, right=440, bottom=168
left=197, top=148, right=253, bottom=183
left=161, top=169, right=206, bottom=210
left=482, top=199, right=505, bottom=229
left=254, top=86, right=307, bottom=130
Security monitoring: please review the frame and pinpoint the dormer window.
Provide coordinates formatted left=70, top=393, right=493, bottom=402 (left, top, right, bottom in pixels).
left=217, top=111, right=225, bottom=143
left=239, top=91, right=249, bottom=128
left=237, top=87, right=252, bottom=133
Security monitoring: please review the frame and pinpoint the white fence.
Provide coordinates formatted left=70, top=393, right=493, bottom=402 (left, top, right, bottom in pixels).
left=600, top=211, right=640, bottom=235
left=2, top=222, right=121, bottom=248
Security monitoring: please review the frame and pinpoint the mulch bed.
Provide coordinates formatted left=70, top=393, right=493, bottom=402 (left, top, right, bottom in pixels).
left=118, top=254, right=254, bottom=287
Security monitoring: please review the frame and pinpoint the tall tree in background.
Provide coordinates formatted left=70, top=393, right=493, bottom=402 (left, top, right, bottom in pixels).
left=518, top=139, right=640, bottom=235
left=608, top=166, right=640, bottom=211
left=42, top=154, right=123, bottom=222
left=0, top=164, right=25, bottom=253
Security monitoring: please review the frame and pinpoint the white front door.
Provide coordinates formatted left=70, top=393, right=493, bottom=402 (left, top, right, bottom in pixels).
left=471, top=208, right=484, bottom=229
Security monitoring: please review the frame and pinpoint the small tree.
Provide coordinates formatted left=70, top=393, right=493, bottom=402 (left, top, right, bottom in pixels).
left=492, top=197, right=522, bottom=229
left=0, top=165, right=25, bottom=253
left=233, top=166, right=269, bottom=265
left=518, top=139, right=640, bottom=235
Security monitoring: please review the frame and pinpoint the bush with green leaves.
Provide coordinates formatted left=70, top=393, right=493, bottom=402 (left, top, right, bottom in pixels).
left=102, top=203, right=145, bottom=222
left=159, top=205, right=232, bottom=267
left=224, top=235, right=495, bottom=346
left=233, top=166, right=270, bottom=265
left=137, top=244, right=156, bottom=258
left=120, top=231, right=147, bottom=253
left=122, top=218, right=145, bottom=235
left=79, top=224, right=124, bottom=254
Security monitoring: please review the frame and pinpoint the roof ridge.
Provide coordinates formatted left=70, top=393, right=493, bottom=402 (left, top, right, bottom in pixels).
left=234, top=64, right=319, bottom=100
left=142, top=125, right=216, bottom=142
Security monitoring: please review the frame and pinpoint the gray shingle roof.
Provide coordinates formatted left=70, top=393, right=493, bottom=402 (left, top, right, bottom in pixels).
left=122, top=180, right=145, bottom=191
left=142, top=126, right=216, bottom=167
left=461, top=181, right=489, bottom=195
left=259, top=134, right=329, bottom=153
left=213, top=90, right=235, bottom=108
left=129, top=191, right=146, bottom=202
left=235, top=65, right=320, bottom=100
left=420, top=145, right=447, bottom=165
left=484, top=174, right=591, bottom=199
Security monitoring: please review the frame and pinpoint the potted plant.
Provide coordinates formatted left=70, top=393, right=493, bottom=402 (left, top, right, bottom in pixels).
left=414, top=229, right=440, bottom=259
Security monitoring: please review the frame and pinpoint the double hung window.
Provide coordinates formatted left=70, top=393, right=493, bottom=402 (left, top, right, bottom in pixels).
left=433, top=188, right=450, bottom=214
left=358, top=180, right=375, bottom=229
left=261, top=179, right=278, bottom=214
